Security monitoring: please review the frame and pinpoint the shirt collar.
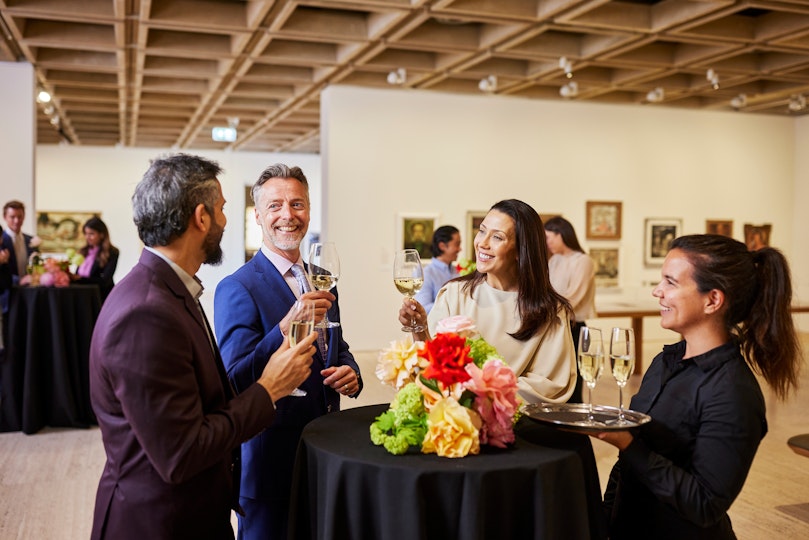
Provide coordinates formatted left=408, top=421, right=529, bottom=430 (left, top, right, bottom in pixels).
left=145, top=246, right=204, bottom=300
left=662, top=340, right=740, bottom=372
left=260, top=244, right=304, bottom=274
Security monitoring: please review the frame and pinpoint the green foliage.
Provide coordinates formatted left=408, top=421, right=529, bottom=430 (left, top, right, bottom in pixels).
left=369, top=382, right=428, bottom=455
left=466, top=336, right=503, bottom=367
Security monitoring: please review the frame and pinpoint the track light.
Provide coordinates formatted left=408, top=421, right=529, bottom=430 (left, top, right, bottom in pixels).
left=36, top=88, right=51, bottom=104
left=559, top=81, right=578, bottom=98
left=386, top=68, right=406, bottom=85
left=478, top=75, right=497, bottom=93
left=706, top=68, right=719, bottom=90
left=788, top=94, right=806, bottom=112
left=559, top=56, right=573, bottom=79
left=646, top=87, right=665, bottom=103
left=730, top=93, right=747, bottom=110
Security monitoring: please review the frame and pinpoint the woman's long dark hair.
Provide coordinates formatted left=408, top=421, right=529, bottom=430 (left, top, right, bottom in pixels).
left=80, top=216, right=116, bottom=268
left=671, top=234, right=801, bottom=398
left=543, top=216, right=585, bottom=253
left=458, top=199, right=571, bottom=341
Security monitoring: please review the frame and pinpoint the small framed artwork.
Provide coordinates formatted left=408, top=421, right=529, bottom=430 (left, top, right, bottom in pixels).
left=540, top=213, right=561, bottom=225
left=585, top=201, right=622, bottom=240
left=399, top=214, right=438, bottom=261
left=644, top=218, right=682, bottom=266
left=465, top=211, right=487, bottom=258
left=35, top=210, right=100, bottom=253
left=590, top=247, right=619, bottom=288
left=244, top=185, right=261, bottom=262
left=706, top=219, right=733, bottom=237
left=744, top=223, right=771, bottom=251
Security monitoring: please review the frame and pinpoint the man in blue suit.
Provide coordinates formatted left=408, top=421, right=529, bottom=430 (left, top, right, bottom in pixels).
left=214, top=163, right=362, bottom=540
left=1, top=200, right=36, bottom=315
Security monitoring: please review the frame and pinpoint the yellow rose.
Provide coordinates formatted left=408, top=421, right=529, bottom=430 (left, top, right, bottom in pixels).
left=422, top=398, right=481, bottom=458
left=375, top=338, right=426, bottom=390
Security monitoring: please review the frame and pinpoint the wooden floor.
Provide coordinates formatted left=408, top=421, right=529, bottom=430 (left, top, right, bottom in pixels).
left=1, top=337, right=808, bottom=539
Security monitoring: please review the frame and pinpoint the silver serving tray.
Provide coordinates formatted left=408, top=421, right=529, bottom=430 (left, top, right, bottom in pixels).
left=522, top=403, right=651, bottom=433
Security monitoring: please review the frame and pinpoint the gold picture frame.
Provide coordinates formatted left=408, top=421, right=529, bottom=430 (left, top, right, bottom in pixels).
left=35, top=210, right=100, bottom=253
left=706, top=219, right=733, bottom=237
left=585, top=201, right=622, bottom=240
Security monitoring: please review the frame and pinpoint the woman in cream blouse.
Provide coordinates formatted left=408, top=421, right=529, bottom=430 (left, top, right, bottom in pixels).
left=399, top=199, right=576, bottom=403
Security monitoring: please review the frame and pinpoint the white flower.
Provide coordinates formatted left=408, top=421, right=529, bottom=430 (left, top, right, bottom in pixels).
left=375, top=338, right=427, bottom=390
left=435, top=315, right=478, bottom=339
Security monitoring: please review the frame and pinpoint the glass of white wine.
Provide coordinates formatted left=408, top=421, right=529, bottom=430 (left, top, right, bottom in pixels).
left=577, top=326, right=604, bottom=425
left=307, top=242, right=340, bottom=328
left=393, top=249, right=425, bottom=333
left=287, top=299, right=315, bottom=397
left=608, top=327, right=635, bottom=425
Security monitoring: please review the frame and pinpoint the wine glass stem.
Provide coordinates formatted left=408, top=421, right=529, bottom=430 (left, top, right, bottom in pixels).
left=618, top=385, right=624, bottom=420
left=587, top=385, right=594, bottom=423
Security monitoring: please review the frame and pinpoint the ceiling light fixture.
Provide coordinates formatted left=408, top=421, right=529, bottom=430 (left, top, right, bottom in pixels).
left=559, top=56, right=573, bottom=78
left=386, top=68, right=406, bottom=85
left=478, top=75, right=497, bottom=93
left=559, top=81, right=579, bottom=98
left=211, top=117, right=239, bottom=143
left=36, top=88, right=51, bottom=104
left=788, top=94, right=806, bottom=112
left=646, top=87, right=665, bottom=103
left=706, top=68, right=719, bottom=90
left=730, top=93, right=747, bottom=109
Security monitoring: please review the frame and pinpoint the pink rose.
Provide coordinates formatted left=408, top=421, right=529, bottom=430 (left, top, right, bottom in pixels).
left=38, top=272, right=55, bottom=287
left=53, top=271, right=71, bottom=287
left=435, top=316, right=478, bottom=338
left=463, top=359, right=520, bottom=448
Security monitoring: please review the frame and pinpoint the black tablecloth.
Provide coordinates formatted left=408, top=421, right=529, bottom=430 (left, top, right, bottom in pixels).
left=289, top=404, right=607, bottom=540
left=1, top=285, right=101, bottom=434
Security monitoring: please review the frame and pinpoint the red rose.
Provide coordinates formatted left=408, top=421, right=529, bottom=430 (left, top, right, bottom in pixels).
left=419, top=333, right=473, bottom=387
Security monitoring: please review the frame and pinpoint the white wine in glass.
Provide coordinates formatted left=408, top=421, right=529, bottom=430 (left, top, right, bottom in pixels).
left=287, top=300, right=315, bottom=397
left=307, top=242, right=340, bottom=328
left=577, top=326, right=604, bottom=425
left=609, top=327, right=635, bottom=425
left=393, top=249, right=425, bottom=333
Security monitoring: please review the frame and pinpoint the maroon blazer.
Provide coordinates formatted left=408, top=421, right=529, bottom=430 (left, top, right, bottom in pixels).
left=90, top=250, right=275, bottom=540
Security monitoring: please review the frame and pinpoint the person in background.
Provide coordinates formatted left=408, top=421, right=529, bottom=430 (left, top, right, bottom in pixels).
left=1, top=200, right=36, bottom=314
left=544, top=216, right=596, bottom=403
left=399, top=199, right=576, bottom=404
left=214, top=163, right=362, bottom=540
left=596, top=234, right=802, bottom=539
left=73, top=216, right=120, bottom=301
left=89, top=154, right=316, bottom=540
left=0, top=229, right=11, bottom=351
left=414, top=224, right=461, bottom=313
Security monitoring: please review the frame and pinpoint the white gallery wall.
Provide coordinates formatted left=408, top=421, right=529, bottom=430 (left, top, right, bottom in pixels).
left=322, top=85, right=804, bottom=351
left=0, top=62, right=35, bottom=216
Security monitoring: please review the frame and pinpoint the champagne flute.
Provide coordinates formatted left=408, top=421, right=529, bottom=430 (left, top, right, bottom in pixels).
left=307, top=242, right=340, bottom=328
left=287, top=299, right=315, bottom=397
left=393, top=249, right=425, bottom=332
left=608, top=327, right=635, bottom=425
left=577, top=326, right=604, bottom=425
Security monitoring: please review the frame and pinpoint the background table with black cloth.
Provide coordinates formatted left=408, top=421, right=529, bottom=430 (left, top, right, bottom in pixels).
left=289, top=404, right=607, bottom=540
left=1, top=285, right=101, bottom=434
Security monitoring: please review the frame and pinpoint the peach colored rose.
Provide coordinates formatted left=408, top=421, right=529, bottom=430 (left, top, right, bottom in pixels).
left=435, top=316, right=478, bottom=338
left=375, top=338, right=427, bottom=390
left=53, top=270, right=70, bottom=288
left=421, top=397, right=481, bottom=458
left=464, top=359, right=520, bottom=448
left=416, top=376, right=464, bottom=412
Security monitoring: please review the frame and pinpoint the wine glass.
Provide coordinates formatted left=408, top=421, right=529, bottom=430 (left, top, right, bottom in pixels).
left=393, top=249, right=425, bottom=332
left=577, top=326, right=604, bottom=425
left=307, top=242, right=340, bottom=328
left=608, top=327, right=635, bottom=425
left=287, top=299, right=315, bottom=397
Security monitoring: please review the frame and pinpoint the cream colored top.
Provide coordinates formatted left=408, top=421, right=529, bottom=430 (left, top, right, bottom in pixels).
left=429, top=280, right=576, bottom=404
left=548, top=251, right=597, bottom=322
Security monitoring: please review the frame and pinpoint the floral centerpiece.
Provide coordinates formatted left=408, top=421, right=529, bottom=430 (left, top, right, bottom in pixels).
left=455, top=258, right=476, bottom=276
left=20, top=249, right=84, bottom=288
left=371, top=316, right=521, bottom=458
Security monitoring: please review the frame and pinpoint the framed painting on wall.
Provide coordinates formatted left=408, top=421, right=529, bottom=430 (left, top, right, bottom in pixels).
left=399, top=214, right=438, bottom=261
left=590, top=247, right=619, bottom=288
left=706, top=219, right=733, bottom=237
left=744, top=223, right=771, bottom=251
left=585, top=201, right=622, bottom=240
left=465, top=211, right=487, bottom=259
left=35, top=210, right=100, bottom=253
left=244, top=185, right=261, bottom=262
left=644, top=218, right=682, bottom=266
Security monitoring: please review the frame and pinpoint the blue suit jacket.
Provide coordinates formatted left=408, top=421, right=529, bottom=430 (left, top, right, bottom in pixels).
left=1, top=230, right=34, bottom=313
left=213, top=251, right=361, bottom=499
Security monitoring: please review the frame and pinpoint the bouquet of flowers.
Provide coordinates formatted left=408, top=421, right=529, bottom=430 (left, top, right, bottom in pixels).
left=20, top=249, right=82, bottom=288
left=371, top=316, right=521, bottom=458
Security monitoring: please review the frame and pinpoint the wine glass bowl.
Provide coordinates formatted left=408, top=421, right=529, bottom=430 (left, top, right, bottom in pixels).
left=393, top=249, right=425, bottom=332
left=287, top=300, right=315, bottom=397
left=307, top=242, right=340, bottom=328
left=577, top=326, right=604, bottom=425
left=608, top=327, right=635, bottom=425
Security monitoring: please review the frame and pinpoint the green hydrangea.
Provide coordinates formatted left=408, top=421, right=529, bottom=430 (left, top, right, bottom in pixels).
left=466, top=336, right=503, bottom=367
left=369, top=382, right=427, bottom=455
